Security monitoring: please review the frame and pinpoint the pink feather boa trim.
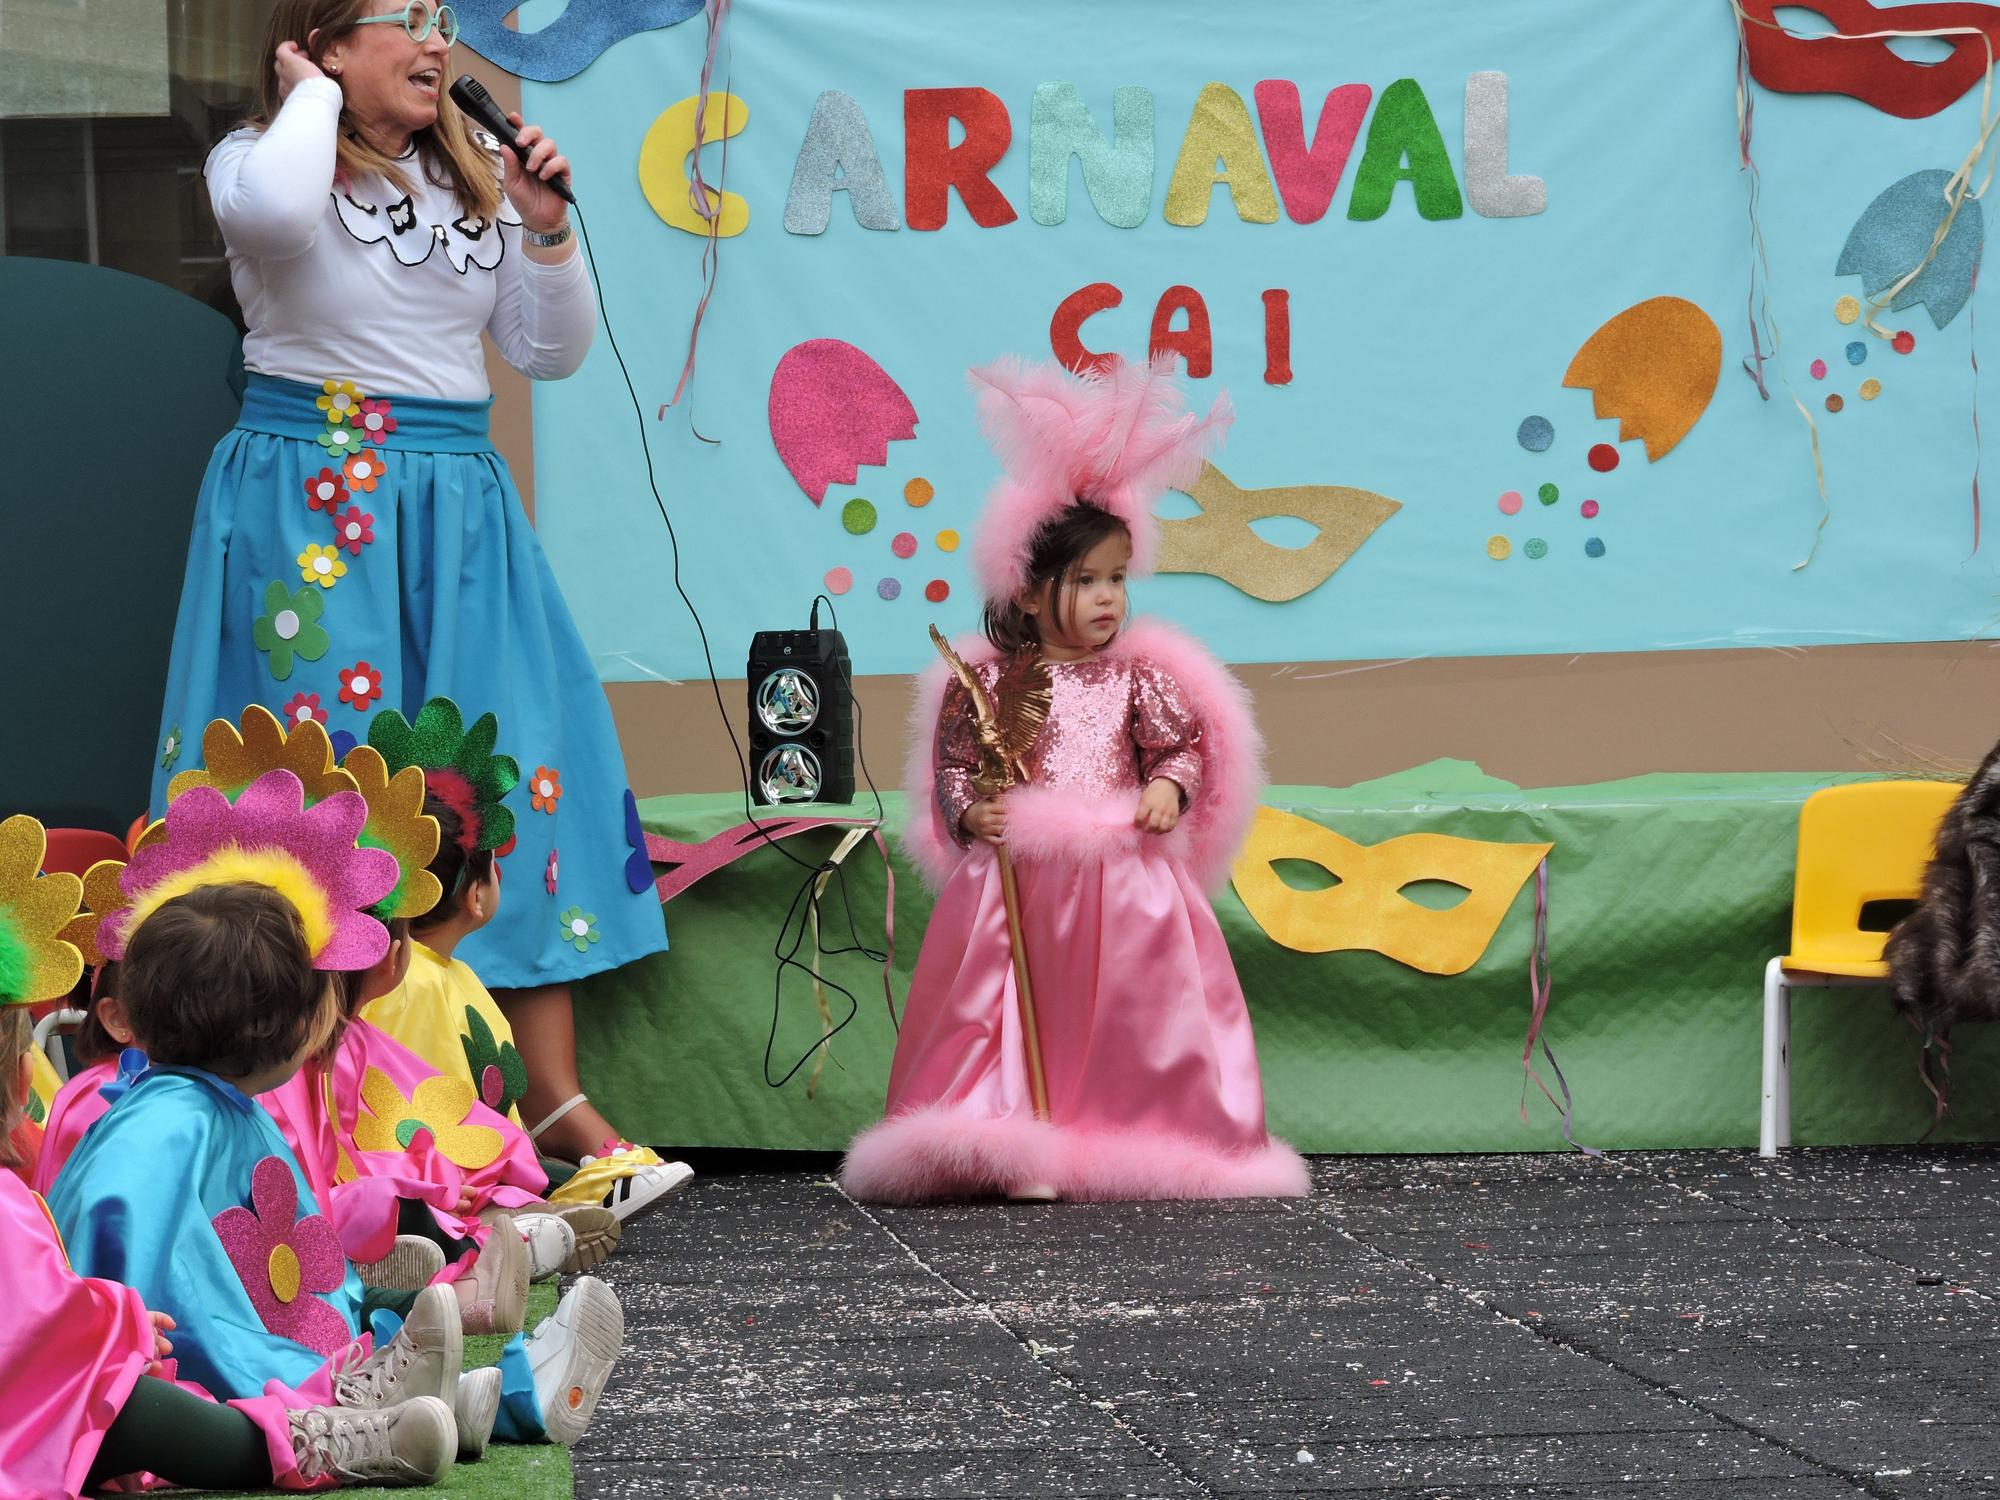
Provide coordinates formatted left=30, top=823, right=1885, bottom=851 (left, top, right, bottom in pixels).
left=898, top=617, right=1265, bottom=895
left=841, top=1107, right=1309, bottom=1203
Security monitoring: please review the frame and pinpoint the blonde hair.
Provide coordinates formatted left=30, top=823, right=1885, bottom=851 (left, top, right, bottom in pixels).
left=0, top=1010, right=32, bottom=1171
left=250, top=0, right=503, bottom=224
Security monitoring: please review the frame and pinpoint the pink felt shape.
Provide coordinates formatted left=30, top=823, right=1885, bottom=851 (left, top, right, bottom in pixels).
left=967, top=353, right=1232, bottom=601
left=109, top=769, right=397, bottom=969
left=1254, top=80, right=1372, bottom=224
left=211, top=1154, right=353, bottom=1359
left=768, top=339, right=919, bottom=504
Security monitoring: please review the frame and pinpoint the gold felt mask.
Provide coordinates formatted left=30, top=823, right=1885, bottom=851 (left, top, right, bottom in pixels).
left=1230, top=807, right=1551, bottom=975
left=1157, top=461, right=1400, bottom=603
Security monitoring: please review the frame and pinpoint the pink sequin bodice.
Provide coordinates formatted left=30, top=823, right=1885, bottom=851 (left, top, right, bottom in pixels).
left=936, top=652, right=1205, bottom=844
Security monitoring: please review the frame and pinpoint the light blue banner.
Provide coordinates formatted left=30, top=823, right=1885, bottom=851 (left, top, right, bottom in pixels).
left=522, top=0, right=1998, bottom=679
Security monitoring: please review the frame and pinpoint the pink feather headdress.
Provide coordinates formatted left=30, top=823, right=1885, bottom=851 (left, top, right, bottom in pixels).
left=967, top=354, right=1232, bottom=602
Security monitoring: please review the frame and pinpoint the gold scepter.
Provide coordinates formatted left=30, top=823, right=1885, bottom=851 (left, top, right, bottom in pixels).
left=929, top=625, right=1053, bottom=1122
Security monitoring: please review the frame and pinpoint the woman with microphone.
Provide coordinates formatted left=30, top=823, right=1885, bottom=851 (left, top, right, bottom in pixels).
left=151, top=0, right=683, bottom=1210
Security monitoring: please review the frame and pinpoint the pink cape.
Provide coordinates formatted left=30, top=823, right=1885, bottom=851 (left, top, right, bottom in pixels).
left=34, top=1059, right=117, bottom=1197
left=0, top=1173, right=315, bottom=1496
left=262, top=1018, right=546, bottom=1271
left=845, top=618, right=1305, bottom=1204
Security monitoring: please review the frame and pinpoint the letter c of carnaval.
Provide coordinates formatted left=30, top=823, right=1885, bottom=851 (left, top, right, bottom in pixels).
left=1051, top=282, right=1123, bottom=376
left=638, top=92, right=751, bottom=237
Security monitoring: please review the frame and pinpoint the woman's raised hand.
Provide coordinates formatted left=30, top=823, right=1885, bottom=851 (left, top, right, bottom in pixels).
left=501, top=110, right=572, bottom=233
left=273, top=41, right=325, bottom=104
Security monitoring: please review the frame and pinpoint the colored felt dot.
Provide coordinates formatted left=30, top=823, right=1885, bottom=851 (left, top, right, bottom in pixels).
left=823, top=566, right=852, bottom=596
left=1860, top=378, right=1882, bottom=400
left=904, top=477, right=934, bottom=507
left=1587, top=444, right=1620, bottom=473
left=1537, top=482, right=1560, bottom=506
left=877, top=577, right=901, bottom=600
left=1809, top=358, right=1827, bottom=380
left=891, top=531, right=918, bottom=559
left=1825, top=393, right=1845, bottom=413
left=1845, top=341, right=1867, bottom=366
left=924, top=579, right=950, bottom=603
left=1892, top=329, right=1916, bottom=354
left=1834, top=294, right=1861, bottom=324
left=841, top=499, right=877, bottom=535
left=1584, top=537, right=1606, bottom=558
left=1580, top=499, right=1600, bottom=519
left=1497, top=490, right=1523, bottom=516
left=1524, top=537, right=1549, bottom=560
left=1517, top=416, right=1554, bottom=452
left=1487, top=536, right=1512, bottom=561
left=935, top=528, right=961, bottom=552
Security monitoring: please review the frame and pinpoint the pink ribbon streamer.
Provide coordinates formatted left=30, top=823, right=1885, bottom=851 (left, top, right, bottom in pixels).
left=1518, top=858, right=1601, bottom=1156
left=1972, top=265, right=1983, bottom=554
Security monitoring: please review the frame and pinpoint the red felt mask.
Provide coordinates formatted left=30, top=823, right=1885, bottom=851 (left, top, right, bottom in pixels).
left=1739, top=0, right=2000, bottom=120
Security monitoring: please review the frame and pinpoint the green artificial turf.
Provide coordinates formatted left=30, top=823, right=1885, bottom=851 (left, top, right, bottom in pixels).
left=173, top=1282, right=571, bottom=1499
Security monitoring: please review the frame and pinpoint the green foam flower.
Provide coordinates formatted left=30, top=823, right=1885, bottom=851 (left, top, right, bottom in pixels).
left=367, top=698, right=519, bottom=853
left=253, top=581, right=331, bottom=682
left=461, top=1005, right=529, bottom=1117
left=557, top=906, right=599, bottom=955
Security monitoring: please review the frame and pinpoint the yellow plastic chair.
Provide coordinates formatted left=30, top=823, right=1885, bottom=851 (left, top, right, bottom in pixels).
left=1761, top=779, right=1961, bottom=1157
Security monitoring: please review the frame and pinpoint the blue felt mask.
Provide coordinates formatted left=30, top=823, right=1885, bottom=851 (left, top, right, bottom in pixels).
left=453, top=0, right=703, bottom=83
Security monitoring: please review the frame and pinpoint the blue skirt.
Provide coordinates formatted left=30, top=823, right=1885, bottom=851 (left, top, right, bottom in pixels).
left=152, top=373, right=667, bottom=989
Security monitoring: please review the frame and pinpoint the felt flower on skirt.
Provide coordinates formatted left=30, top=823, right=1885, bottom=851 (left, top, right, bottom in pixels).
left=622, top=789, right=651, bottom=895
left=331, top=505, right=375, bottom=556
left=316, top=379, right=365, bottom=425
left=342, top=450, right=385, bottom=494
left=298, top=544, right=347, bottom=589
left=303, top=469, right=348, bottom=513
left=354, top=1065, right=503, bottom=1169
left=557, top=905, right=599, bottom=954
left=545, top=847, right=559, bottom=894
left=253, top=581, right=332, bottom=682
left=160, top=724, right=182, bottom=770
left=211, top=1155, right=352, bottom=1358
left=316, top=425, right=363, bottom=461
left=338, top=661, right=385, bottom=712
left=355, top=398, right=397, bottom=445
left=461, top=1007, right=529, bottom=1118
left=282, top=692, right=328, bottom=729
left=529, top=766, right=562, bottom=814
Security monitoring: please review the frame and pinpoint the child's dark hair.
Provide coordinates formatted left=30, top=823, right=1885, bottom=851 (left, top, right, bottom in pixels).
left=414, top=795, right=495, bottom=932
left=122, top=884, right=340, bottom=1081
left=981, top=500, right=1132, bottom=654
left=72, top=960, right=124, bottom=1067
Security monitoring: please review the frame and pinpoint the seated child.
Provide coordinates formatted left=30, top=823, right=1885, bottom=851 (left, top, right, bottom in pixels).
left=0, top=812, right=453, bottom=1493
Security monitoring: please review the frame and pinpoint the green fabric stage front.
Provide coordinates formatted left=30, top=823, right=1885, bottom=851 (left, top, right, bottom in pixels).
left=575, top=763, right=1998, bottom=1154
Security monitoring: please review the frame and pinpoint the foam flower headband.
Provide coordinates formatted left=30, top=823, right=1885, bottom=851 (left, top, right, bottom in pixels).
left=0, top=815, right=85, bottom=1007
left=967, top=353, right=1232, bottom=601
left=367, top=697, right=518, bottom=856
left=169, top=703, right=353, bottom=807
left=100, top=769, right=400, bottom=972
left=339, top=740, right=444, bottom=922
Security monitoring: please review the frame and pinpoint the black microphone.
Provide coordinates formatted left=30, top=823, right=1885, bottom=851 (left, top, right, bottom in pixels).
left=448, top=74, right=575, bottom=205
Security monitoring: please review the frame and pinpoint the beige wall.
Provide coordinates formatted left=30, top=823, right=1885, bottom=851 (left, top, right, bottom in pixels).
left=474, top=60, right=1999, bottom=800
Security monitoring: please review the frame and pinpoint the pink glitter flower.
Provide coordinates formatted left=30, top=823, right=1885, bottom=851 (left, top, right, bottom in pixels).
left=108, top=769, right=398, bottom=969
left=211, top=1155, right=352, bottom=1358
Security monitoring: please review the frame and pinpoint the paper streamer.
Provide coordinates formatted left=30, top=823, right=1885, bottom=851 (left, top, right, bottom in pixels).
left=1562, top=296, right=1722, bottom=461
left=784, top=89, right=903, bottom=234
left=1463, top=72, right=1546, bottom=218
left=637, top=91, right=749, bottom=238
left=768, top=339, right=919, bottom=503
left=1253, top=80, right=1371, bottom=226
left=1347, top=78, right=1463, bottom=221
left=1157, top=461, right=1400, bottom=603
left=454, top=0, right=702, bottom=81
left=1028, top=82, right=1154, bottom=228
left=1229, top=807, right=1552, bottom=976
left=1837, top=168, right=1986, bottom=330
left=1165, top=83, right=1279, bottom=225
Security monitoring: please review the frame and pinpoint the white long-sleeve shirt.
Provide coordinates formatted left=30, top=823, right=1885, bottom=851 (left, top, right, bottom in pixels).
left=205, top=77, right=595, bottom=400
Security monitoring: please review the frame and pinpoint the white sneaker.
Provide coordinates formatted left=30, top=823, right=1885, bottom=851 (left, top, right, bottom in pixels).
left=332, top=1283, right=462, bottom=1412
left=526, top=1274, right=625, bottom=1446
left=456, top=1211, right=529, bottom=1336
left=454, top=1365, right=501, bottom=1461
left=579, top=1152, right=695, bottom=1223
left=514, top=1212, right=577, bottom=1282
left=355, top=1234, right=446, bottom=1290
left=289, top=1394, right=456, bottom=1486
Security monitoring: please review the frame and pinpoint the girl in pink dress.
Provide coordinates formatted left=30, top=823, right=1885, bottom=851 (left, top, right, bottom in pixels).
left=841, top=356, right=1308, bottom=1204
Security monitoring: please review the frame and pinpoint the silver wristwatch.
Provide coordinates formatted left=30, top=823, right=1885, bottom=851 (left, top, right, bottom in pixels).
left=522, top=222, right=573, bottom=249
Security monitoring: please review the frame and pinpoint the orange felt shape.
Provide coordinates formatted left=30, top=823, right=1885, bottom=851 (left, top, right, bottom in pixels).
left=1229, top=807, right=1552, bottom=975
left=1561, top=296, right=1722, bottom=461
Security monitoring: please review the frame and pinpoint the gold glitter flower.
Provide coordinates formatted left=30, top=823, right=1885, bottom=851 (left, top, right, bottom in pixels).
left=0, top=816, right=85, bottom=1007
left=59, top=857, right=130, bottom=969
left=339, top=743, right=443, bottom=921
left=168, top=704, right=357, bottom=807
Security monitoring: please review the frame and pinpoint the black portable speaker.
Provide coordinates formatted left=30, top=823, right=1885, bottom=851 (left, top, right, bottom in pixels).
left=746, top=621, right=855, bottom=805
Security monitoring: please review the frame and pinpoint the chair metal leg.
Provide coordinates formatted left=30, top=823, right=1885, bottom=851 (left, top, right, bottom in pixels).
left=1760, top=958, right=1790, bottom=1157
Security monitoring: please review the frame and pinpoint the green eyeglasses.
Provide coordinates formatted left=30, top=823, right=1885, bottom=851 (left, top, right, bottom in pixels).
left=351, top=0, right=459, bottom=46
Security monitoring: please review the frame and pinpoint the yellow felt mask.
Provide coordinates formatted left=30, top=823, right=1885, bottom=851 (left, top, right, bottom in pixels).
left=1157, top=462, right=1400, bottom=603
left=1230, top=807, right=1551, bottom=975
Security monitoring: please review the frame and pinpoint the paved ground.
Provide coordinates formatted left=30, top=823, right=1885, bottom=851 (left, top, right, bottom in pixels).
left=573, top=1149, right=2000, bottom=1498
